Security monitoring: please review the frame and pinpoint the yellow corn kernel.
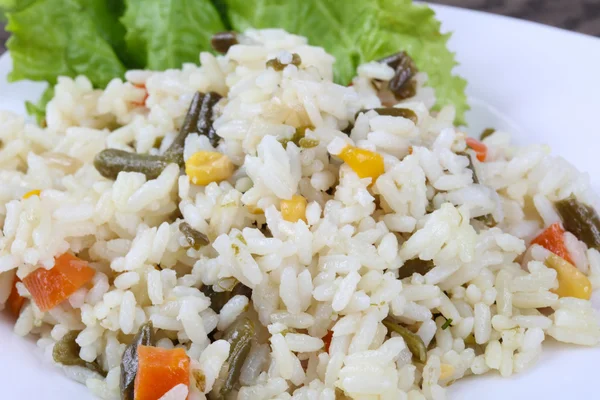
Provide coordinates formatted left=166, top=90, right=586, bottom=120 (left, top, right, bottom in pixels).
left=440, top=364, right=455, bottom=380
left=281, top=195, right=307, bottom=223
left=339, top=146, right=385, bottom=183
left=247, top=205, right=264, bottom=215
left=23, top=189, right=41, bottom=199
left=545, top=253, right=592, bottom=300
left=185, top=151, right=234, bottom=186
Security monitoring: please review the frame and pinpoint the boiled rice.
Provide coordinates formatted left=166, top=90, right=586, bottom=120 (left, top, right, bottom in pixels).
left=0, top=27, right=599, bottom=400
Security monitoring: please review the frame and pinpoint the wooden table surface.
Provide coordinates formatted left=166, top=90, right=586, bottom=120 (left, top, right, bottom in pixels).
left=1, top=0, right=599, bottom=54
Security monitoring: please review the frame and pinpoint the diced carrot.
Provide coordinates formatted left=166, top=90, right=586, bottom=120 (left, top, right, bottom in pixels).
left=132, top=83, right=149, bottom=107
left=531, top=223, right=574, bottom=265
left=6, top=276, right=25, bottom=317
left=22, top=253, right=95, bottom=312
left=134, top=346, right=190, bottom=400
left=322, top=330, right=333, bottom=353
left=466, top=137, right=488, bottom=162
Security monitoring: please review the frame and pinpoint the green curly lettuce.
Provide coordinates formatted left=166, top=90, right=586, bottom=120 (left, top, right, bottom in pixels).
left=6, top=0, right=127, bottom=87
left=120, top=0, right=225, bottom=70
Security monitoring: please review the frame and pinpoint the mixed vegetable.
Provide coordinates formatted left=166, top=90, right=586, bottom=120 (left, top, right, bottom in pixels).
left=120, top=322, right=155, bottom=400
left=2, top=0, right=468, bottom=123
left=379, top=52, right=418, bottom=101
left=382, top=318, right=427, bottom=363
left=53, top=331, right=106, bottom=376
left=555, top=197, right=600, bottom=250
left=219, top=317, right=255, bottom=397
left=94, top=91, right=222, bottom=180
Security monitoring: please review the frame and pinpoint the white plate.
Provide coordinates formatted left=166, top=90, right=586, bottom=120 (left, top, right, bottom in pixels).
left=1, top=4, right=600, bottom=399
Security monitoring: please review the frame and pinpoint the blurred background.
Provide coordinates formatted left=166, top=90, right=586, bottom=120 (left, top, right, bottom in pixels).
left=1, top=0, right=599, bottom=54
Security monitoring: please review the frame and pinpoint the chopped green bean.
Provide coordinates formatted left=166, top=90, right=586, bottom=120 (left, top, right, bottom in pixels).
left=458, top=151, right=479, bottom=185
left=266, top=53, right=302, bottom=71
left=359, top=107, right=418, bottom=124
left=281, top=126, right=310, bottom=148
left=164, top=92, right=204, bottom=166
left=179, top=222, right=209, bottom=250
left=53, top=331, right=106, bottom=376
left=475, top=214, right=497, bottom=228
left=211, top=32, right=238, bottom=54
left=342, top=122, right=354, bottom=136
left=298, top=137, right=319, bottom=148
left=379, top=52, right=418, bottom=100
left=383, top=318, right=427, bottom=363
left=196, top=92, right=223, bottom=148
left=398, top=258, right=435, bottom=279
left=555, top=197, right=600, bottom=250
left=221, top=317, right=255, bottom=397
left=94, top=149, right=170, bottom=180
left=480, top=128, right=495, bottom=140
left=120, top=322, right=154, bottom=400
left=203, top=282, right=252, bottom=313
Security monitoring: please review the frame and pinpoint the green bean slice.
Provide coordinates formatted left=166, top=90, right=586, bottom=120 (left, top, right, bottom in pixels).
left=196, top=92, right=223, bottom=148
left=480, top=128, right=495, bottom=140
left=458, top=151, right=479, bottom=185
left=358, top=107, right=418, bottom=124
left=383, top=318, right=427, bottom=363
left=220, top=317, right=255, bottom=396
left=211, top=32, right=238, bottom=54
left=555, top=197, right=600, bottom=250
left=164, top=92, right=204, bottom=166
left=398, top=258, right=435, bottom=279
left=53, top=331, right=106, bottom=376
left=203, top=282, right=252, bottom=313
left=179, top=222, right=209, bottom=250
left=94, top=149, right=170, bottom=180
left=120, top=321, right=154, bottom=400
left=266, top=53, right=302, bottom=71
left=475, top=214, right=497, bottom=228
left=379, top=52, right=418, bottom=100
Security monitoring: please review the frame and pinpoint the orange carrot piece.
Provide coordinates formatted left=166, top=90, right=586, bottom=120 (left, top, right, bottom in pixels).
left=134, top=346, right=190, bottom=400
left=466, top=137, right=488, bottom=162
left=6, top=276, right=25, bottom=317
left=22, top=253, right=95, bottom=312
left=531, top=223, right=574, bottom=264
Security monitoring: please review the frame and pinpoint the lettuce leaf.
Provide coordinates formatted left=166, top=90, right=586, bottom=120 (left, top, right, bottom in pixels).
left=224, top=0, right=468, bottom=123
left=24, top=84, right=53, bottom=125
left=121, top=0, right=225, bottom=70
left=6, top=0, right=127, bottom=87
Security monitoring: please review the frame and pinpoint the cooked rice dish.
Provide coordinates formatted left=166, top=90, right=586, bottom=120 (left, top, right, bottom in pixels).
left=1, top=29, right=600, bottom=400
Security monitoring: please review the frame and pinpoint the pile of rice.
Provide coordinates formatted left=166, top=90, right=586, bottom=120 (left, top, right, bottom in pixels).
left=0, top=28, right=599, bottom=400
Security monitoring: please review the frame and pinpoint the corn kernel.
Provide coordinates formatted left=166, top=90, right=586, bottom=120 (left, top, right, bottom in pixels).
left=440, top=364, right=455, bottom=380
left=545, top=253, right=592, bottom=300
left=23, top=189, right=41, bottom=199
left=247, top=205, right=264, bottom=215
left=185, top=151, right=234, bottom=186
left=281, top=195, right=307, bottom=223
left=339, top=146, right=385, bottom=183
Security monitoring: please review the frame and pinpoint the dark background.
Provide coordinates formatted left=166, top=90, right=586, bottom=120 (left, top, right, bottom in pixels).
left=1, top=0, right=599, bottom=54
